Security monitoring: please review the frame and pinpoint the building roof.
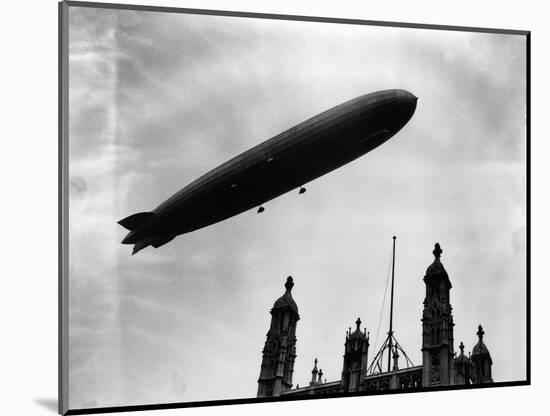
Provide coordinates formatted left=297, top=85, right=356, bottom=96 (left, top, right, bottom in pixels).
left=424, top=243, right=452, bottom=289
left=471, top=325, right=492, bottom=356
left=348, top=317, right=368, bottom=341
left=280, top=380, right=341, bottom=396
left=426, top=258, right=445, bottom=275
left=455, top=341, right=470, bottom=365
left=272, top=276, right=299, bottom=315
left=426, top=242, right=446, bottom=275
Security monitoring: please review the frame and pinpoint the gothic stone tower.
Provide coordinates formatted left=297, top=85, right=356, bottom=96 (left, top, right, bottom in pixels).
left=341, top=318, right=369, bottom=392
left=257, top=276, right=300, bottom=397
left=309, top=358, right=324, bottom=386
left=454, top=341, right=471, bottom=385
left=421, top=243, right=455, bottom=387
left=470, top=325, right=493, bottom=384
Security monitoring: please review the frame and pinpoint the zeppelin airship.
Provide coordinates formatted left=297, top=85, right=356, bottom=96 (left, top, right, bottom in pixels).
left=119, top=89, right=417, bottom=254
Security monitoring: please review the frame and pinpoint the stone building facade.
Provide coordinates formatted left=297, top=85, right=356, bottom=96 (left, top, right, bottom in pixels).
left=421, top=243, right=455, bottom=387
left=256, top=243, right=494, bottom=398
left=257, top=276, right=300, bottom=397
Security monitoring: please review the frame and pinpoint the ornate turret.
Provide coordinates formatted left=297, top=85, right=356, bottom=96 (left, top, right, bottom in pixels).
left=421, top=243, right=455, bottom=386
left=470, top=325, right=493, bottom=384
left=341, top=318, right=369, bottom=392
left=257, top=276, right=300, bottom=397
left=272, top=276, right=299, bottom=316
left=310, top=358, right=319, bottom=386
left=454, top=341, right=471, bottom=385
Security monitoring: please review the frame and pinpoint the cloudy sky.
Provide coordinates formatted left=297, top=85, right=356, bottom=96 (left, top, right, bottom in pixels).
left=67, top=5, right=527, bottom=409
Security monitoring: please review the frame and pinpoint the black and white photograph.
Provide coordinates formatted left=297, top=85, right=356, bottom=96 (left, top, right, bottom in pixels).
left=59, top=1, right=528, bottom=413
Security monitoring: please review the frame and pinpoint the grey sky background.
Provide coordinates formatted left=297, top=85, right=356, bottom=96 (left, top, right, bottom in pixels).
left=67, top=6, right=527, bottom=409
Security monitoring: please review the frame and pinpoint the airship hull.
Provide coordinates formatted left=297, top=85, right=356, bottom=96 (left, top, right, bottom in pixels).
left=119, top=89, right=417, bottom=253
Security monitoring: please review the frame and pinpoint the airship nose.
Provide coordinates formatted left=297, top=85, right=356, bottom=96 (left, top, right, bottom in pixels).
left=407, top=96, right=417, bottom=121
left=398, top=90, right=417, bottom=113
left=395, top=89, right=417, bottom=103
left=390, top=89, right=417, bottom=128
left=411, top=95, right=418, bottom=111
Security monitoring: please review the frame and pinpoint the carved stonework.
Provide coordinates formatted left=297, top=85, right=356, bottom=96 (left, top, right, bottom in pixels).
left=470, top=325, right=493, bottom=384
left=257, top=277, right=300, bottom=397
left=422, top=243, right=455, bottom=387
left=431, top=355, right=441, bottom=383
left=341, top=318, right=369, bottom=392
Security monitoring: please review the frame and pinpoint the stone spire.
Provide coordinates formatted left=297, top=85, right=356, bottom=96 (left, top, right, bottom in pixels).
left=434, top=242, right=442, bottom=258
left=310, top=358, right=319, bottom=385
left=425, top=242, right=448, bottom=277
left=454, top=341, right=471, bottom=385
left=470, top=325, right=493, bottom=384
left=341, top=317, right=369, bottom=392
left=257, top=276, right=300, bottom=397
left=272, top=276, right=299, bottom=316
left=421, top=242, right=455, bottom=387
left=285, top=275, right=294, bottom=291
left=477, top=325, right=484, bottom=340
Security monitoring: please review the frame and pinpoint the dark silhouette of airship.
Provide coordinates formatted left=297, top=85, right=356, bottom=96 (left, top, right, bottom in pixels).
left=119, top=89, right=417, bottom=254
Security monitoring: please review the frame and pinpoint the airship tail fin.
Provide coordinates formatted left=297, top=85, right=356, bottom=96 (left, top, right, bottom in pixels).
left=118, top=212, right=154, bottom=231
left=131, top=234, right=176, bottom=255
left=132, top=240, right=149, bottom=255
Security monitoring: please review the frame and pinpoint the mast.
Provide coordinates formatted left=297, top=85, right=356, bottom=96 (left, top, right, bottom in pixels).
left=387, top=236, right=396, bottom=373
left=366, top=236, right=414, bottom=376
